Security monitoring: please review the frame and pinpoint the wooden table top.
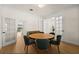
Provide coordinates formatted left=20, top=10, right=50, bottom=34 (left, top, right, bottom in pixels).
left=29, top=33, right=54, bottom=39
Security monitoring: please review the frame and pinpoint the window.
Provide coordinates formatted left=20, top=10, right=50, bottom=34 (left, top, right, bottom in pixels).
left=52, top=16, right=63, bottom=35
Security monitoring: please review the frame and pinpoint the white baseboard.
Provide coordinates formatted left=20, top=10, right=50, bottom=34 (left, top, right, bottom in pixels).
left=62, top=40, right=79, bottom=46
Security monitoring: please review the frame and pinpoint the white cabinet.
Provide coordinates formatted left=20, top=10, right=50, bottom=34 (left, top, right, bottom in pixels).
left=0, top=16, right=16, bottom=48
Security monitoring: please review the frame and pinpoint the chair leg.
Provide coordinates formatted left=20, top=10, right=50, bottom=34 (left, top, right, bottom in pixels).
left=49, top=44, right=51, bottom=47
left=57, top=45, right=60, bottom=53
left=24, top=46, right=26, bottom=51
left=27, top=46, right=28, bottom=54
left=24, top=45, right=28, bottom=54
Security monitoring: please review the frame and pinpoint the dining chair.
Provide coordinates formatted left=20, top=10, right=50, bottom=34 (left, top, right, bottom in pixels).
left=36, top=39, right=49, bottom=52
left=50, top=35, right=62, bottom=53
left=23, top=35, right=35, bottom=53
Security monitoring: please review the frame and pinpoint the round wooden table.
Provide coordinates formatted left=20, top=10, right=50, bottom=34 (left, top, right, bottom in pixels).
left=29, top=33, right=54, bottom=39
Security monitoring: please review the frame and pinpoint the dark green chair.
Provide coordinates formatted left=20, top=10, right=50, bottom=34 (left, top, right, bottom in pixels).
left=23, top=35, right=35, bottom=53
left=50, top=35, right=62, bottom=53
left=36, top=39, right=49, bottom=50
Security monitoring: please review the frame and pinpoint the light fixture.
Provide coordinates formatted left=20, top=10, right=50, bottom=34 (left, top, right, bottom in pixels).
left=38, top=4, right=45, bottom=8
left=29, top=9, right=33, bottom=11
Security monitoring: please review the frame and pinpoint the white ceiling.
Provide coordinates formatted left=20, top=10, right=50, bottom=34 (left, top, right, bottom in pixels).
left=1, top=4, right=79, bottom=17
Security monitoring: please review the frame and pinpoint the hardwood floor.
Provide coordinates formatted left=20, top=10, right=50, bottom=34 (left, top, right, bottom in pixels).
left=0, top=32, right=79, bottom=54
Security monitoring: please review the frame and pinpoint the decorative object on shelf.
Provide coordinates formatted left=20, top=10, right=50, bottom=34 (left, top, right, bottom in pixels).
left=17, top=23, right=23, bottom=32
left=52, top=26, right=55, bottom=33
left=17, top=27, right=23, bottom=32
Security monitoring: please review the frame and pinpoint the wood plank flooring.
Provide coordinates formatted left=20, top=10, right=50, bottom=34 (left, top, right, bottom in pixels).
left=0, top=32, right=79, bottom=54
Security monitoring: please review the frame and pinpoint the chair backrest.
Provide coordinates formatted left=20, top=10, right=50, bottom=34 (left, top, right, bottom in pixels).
left=49, top=32, right=55, bottom=35
left=36, top=39, right=49, bottom=50
left=56, top=35, right=62, bottom=45
left=27, top=31, right=42, bottom=36
left=49, top=32, right=55, bottom=39
left=38, top=32, right=44, bottom=33
left=23, top=35, right=30, bottom=45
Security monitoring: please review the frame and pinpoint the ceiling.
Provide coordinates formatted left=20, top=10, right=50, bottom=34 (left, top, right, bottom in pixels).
left=1, top=4, right=79, bottom=17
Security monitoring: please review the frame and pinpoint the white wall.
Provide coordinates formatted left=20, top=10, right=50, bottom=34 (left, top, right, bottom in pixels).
left=0, top=5, right=43, bottom=33
left=62, top=7, right=79, bottom=45
left=47, top=6, right=79, bottom=45
left=0, top=16, right=2, bottom=48
left=0, top=7, right=2, bottom=48
left=0, top=6, right=43, bottom=48
left=23, top=14, right=43, bottom=35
